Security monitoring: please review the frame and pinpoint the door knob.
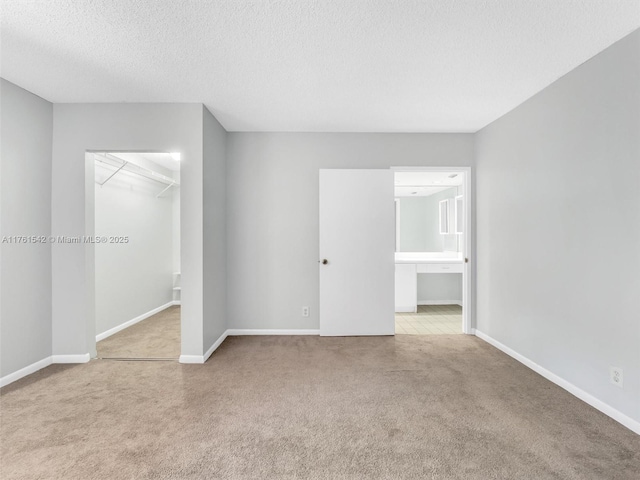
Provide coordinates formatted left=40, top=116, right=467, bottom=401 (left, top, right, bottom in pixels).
left=322, top=259, right=328, bottom=265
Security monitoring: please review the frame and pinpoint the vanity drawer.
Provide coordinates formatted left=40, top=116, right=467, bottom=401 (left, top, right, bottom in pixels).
left=417, top=263, right=463, bottom=274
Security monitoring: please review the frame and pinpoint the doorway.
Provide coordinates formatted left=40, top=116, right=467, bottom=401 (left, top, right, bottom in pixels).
left=393, top=167, right=471, bottom=334
left=319, top=167, right=471, bottom=336
left=91, top=151, right=181, bottom=360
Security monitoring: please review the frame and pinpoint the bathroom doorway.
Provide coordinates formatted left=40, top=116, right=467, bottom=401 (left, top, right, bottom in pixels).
left=393, top=167, right=471, bottom=335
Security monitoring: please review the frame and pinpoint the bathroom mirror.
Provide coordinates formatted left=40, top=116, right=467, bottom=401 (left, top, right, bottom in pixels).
left=395, top=186, right=460, bottom=253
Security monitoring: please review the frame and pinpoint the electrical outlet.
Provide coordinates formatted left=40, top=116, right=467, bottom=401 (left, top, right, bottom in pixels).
left=302, top=306, right=310, bottom=317
left=610, top=367, right=623, bottom=388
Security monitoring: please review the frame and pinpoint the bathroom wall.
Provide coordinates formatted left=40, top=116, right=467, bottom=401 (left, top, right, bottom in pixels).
left=397, top=196, right=430, bottom=252
left=397, top=187, right=460, bottom=253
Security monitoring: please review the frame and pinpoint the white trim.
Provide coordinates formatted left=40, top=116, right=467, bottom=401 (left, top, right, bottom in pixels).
left=0, top=357, right=53, bottom=388
left=395, top=306, right=417, bottom=313
left=394, top=198, right=401, bottom=250
left=203, top=330, right=228, bottom=362
left=178, top=355, right=205, bottom=364
left=178, top=328, right=321, bottom=364
left=418, top=300, right=463, bottom=306
left=461, top=168, right=471, bottom=334
left=226, top=329, right=320, bottom=336
left=96, top=301, right=174, bottom=342
left=52, top=353, right=91, bottom=364
left=171, top=300, right=181, bottom=306
left=1, top=352, right=93, bottom=387
left=179, top=330, right=229, bottom=364
left=475, top=330, right=640, bottom=436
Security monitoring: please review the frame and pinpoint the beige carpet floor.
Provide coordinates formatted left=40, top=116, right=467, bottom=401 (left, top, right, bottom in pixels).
left=97, top=305, right=181, bottom=359
left=1, top=335, right=639, bottom=479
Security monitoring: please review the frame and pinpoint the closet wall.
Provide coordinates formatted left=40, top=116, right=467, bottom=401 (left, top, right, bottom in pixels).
left=94, top=154, right=179, bottom=337
left=0, top=79, right=53, bottom=379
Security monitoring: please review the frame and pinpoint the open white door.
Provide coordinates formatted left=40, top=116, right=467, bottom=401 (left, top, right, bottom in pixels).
left=319, top=169, right=395, bottom=336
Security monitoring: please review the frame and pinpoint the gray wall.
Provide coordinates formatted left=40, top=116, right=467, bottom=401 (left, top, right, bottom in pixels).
left=476, top=30, right=640, bottom=425
left=94, top=157, right=174, bottom=336
left=52, top=104, right=205, bottom=358
left=0, top=79, right=53, bottom=377
left=397, top=197, right=429, bottom=252
left=226, top=133, right=475, bottom=329
left=202, top=107, right=228, bottom=350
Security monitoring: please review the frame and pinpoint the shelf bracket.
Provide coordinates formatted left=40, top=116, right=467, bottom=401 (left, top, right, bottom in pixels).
left=99, top=161, right=128, bottom=186
left=156, top=181, right=176, bottom=198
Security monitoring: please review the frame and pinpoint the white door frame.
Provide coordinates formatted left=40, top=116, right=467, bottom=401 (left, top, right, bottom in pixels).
left=391, top=166, right=473, bottom=334
left=85, top=150, right=183, bottom=357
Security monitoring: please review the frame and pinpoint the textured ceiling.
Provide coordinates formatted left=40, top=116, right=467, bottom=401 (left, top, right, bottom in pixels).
left=1, top=1, right=639, bottom=132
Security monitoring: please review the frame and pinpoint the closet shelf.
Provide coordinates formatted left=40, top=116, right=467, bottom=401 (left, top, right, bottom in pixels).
left=94, top=152, right=180, bottom=197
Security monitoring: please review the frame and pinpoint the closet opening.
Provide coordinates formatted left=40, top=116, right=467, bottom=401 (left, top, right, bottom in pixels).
left=90, top=151, right=181, bottom=360
left=393, top=168, right=470, bottom=335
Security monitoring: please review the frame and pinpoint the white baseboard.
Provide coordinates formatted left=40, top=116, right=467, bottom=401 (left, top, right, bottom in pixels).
left=226, top=329, right=320, bottom=336
left=203, top=331, right=228, bottom=362
left=1, top=352, right=92, bottom=388
left=178, top=355, right=204, bottom=364
left=52, top=353, right=91, bottom=364
left=0, top=357, right=53, bottom=388
left=395, top=306, right=417, bottom=313
left=171, top=300, right=181, bottom=306
left=96, top=301, right=174, bottom=342
left=178, top=328, right=320, bottom=364
left=418, top=300, right=463, bottom=306
left=179, top=330, right=229, bottom=364
left=475, top=330, right=640, bottom=436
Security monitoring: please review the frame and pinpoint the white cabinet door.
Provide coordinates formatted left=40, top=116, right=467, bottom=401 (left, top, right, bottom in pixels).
left=319, top=169, right=395, bottom=336
left=395, top=264, right=417, bottom=313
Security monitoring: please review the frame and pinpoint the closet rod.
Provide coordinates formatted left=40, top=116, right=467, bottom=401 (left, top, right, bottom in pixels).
left=93, top=153, right=179, bottom=189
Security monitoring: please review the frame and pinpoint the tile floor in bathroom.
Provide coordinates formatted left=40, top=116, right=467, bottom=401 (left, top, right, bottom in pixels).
left=395, top=304, right=462, bottom=335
